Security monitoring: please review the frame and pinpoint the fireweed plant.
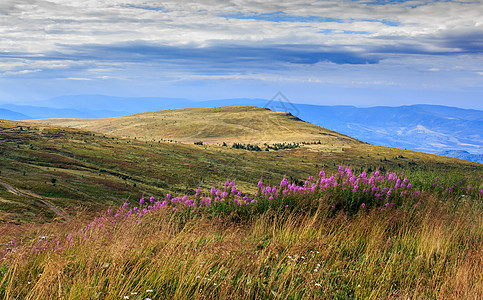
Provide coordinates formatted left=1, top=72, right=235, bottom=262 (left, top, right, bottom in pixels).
left=0, top=166, right=482, bottom=299
left=2, top=166, right=480, bottom=257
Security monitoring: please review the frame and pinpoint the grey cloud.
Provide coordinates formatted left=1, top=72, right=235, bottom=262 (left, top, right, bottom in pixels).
left=0, top=0, right=481, bottom=84
left=57, top=41, right=380, bottom=65
left=437, top=27, right=483, bottom=53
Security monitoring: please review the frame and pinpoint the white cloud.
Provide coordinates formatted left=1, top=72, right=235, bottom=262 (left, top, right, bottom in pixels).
left=62, top=77, right=92, bottom=80
left=0, top=0, right=481, bottom=107
left=1, top=0, right=480, bottom=53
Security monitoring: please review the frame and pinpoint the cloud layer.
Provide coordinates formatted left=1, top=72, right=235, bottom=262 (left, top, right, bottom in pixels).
left=0, top=0, right=482, bottom=107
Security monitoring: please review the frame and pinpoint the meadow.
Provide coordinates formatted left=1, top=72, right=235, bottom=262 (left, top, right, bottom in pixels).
left=1, top=107, right=482, bottom=299
left=1, top=166, right=482, bottom=299
left=2, top=107, right=481, bottom=225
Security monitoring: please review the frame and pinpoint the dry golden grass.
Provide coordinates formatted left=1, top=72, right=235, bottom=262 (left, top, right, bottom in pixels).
left=1, top=114, right=481, bottom=225
left=1, top=192, right=482, bottom=299
left=1, top=106, right=480, bottom=299
left=30, top=106, right=360, bottom=146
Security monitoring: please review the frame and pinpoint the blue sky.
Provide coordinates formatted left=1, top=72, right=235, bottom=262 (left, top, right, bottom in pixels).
left=0, top=0, right=482, bottom=109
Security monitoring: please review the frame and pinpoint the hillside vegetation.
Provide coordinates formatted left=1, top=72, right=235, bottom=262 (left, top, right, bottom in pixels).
left=2, top=107, right=482, bottom=227
left=1, top=166, right=482, bottom=299
left=30, top=106, right=359, bottom=145
left=1, top=107, right=482, bottom=298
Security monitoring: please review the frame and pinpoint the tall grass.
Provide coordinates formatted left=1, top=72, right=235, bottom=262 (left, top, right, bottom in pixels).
left=1, top=167, right=482, bottom=299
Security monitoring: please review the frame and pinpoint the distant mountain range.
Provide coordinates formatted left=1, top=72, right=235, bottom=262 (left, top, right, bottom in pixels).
left=0, top=108, right=31, bottom=120
left=1, top=95, right=481, bottom=162
left=293, top=104, right=483, bottom=155
left=436, top=150, right=483, bottom=164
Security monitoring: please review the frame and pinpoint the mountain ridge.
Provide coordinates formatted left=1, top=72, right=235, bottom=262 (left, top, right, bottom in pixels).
left=3, top=95, right=482, bottom=161
left=436, top=150, right=483, bottom=164
left=29, top=106, right=362, bottom=146
left=1, top=109, right=482, bottom=224
left=0, top=108, right=31, bottom=120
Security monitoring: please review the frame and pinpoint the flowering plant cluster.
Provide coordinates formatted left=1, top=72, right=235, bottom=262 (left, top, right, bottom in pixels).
left=2, top=166, right=481, bottom=258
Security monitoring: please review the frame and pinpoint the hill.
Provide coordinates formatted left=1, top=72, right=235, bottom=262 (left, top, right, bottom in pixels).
left=30, top=106, right=360, bottom=146
left=1, top=108, right=483, bottom=299
left=6, top=95, right=481, bottom=160
left=1, top=107, right=481, bottom=225
left=196, top=100, right=483, bottom=156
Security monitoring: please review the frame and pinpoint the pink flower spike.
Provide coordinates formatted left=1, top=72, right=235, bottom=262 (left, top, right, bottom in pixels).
left=361, top=203, right=365, bottom=208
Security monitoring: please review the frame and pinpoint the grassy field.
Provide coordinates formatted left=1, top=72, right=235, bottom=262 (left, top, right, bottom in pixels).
left=30, top=106, right=361, bottom=145
left=1, top=107, right=482, bottom=298
left=1, top=166, right=481, bottom=299
left=2, top=108, right=482, bottom=226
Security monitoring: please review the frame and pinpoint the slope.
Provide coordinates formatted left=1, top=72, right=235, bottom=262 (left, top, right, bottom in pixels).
left=30, top=106, right=359, bottom=146
left=1, top=107, right=482, bottom=225
left=0, top=108, right=31, bottom=120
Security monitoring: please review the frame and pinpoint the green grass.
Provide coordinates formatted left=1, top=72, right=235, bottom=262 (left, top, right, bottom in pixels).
left=1, top=112, right=481, bottom=225
left=1, top=108, right=482, bottom=298
left=0, top=173, right=481, bottom=299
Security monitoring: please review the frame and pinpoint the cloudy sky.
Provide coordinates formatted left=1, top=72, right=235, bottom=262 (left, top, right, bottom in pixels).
left=0, top=0, right=482, bottom=109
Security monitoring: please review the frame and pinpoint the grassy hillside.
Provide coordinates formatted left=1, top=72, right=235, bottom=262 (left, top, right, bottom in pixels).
left=1, top=107, right=482, bottom=298
left=2, top=107, right=482, bottom=226
left=30, top=106, right=360, bottom=145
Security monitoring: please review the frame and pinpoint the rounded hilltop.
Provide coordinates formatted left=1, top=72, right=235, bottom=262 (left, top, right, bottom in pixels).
left=30, top=106, right=361, bottom=146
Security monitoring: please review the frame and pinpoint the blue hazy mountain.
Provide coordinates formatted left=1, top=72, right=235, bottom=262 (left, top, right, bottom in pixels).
left=0, top=108, right=32, bottom=120
left=1, top=95, right=196, bottom=120
left=436, top=150, right=483, bottom=164
left=44, top=95, right=194, bottom=113
left=290, top=104, right=483, bottom=156
left=0, top=104, right=125, bottom=119
left=2, top=95, right=481, bottom=162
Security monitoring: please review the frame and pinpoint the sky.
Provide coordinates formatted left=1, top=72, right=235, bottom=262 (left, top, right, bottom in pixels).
left=0, top=0, right=482, bottom=109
